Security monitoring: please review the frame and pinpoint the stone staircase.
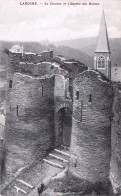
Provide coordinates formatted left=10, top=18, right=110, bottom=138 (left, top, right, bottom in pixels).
left=2, top=145, right=70, bottom=196
left=13, top=180, right=34, bottom=195
left=43, top=145, right=70, bottom=169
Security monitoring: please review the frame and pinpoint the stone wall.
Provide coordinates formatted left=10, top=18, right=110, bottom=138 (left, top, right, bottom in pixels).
left=69, top=70, right=113, bottom=184
left=7, top=53, right=67, bottom=79
left=54, top=56, right=87, bottom=77
left=54, top=75, right=66, bottom=146
left=7, top=51, right=53, bottom=77
left=54, top=56, right=66, bottom=70
left=4, top=73, right=55, bottom=181
left=110, top=88, right=121, bottom=194
left=35, top=62, right=67, bottom=77
left=54, top=55, right=87, bottom=99
left=0, top=138, right=3, bottom=165
left=0, top=124, right=4, bottom=138
left=0, top=138, right=3, bottom=189
left=54, top=75, right=66, bottom=102
left=8, top=50, right=53, bottom=64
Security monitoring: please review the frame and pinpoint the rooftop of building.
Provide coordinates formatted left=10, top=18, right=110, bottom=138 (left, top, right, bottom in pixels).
left=95, top=10, right=110, bottom=53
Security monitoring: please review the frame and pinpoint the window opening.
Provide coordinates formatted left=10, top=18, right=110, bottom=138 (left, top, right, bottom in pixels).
left=89, top=94, right=92, bottom=102
left=97, top=56, right=105, bottom=68
left=76, top=91, right=79, bottom=100
left=42, top=85, right=44, bottom=98
left=9, top=80, right=13, bottom=88
left=17, top=105, right=18, bottom=117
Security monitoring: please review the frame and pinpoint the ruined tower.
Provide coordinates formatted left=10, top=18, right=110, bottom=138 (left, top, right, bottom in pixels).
left=69, top=70, right=113, bottom=186
left=94, top=11, right=111, bottom=80
left=4, top=47, right=55, bottom=181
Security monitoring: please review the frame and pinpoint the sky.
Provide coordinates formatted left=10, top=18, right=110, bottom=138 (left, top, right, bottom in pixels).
left=0, top=0, right=120, bottom=42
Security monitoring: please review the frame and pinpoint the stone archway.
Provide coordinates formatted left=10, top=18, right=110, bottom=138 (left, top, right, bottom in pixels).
left=55, top=107, right=72, bottom=147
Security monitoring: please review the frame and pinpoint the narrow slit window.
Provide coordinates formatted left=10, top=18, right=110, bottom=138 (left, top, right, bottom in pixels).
left=42, top=85, right=44, bottom=98
left=9, top=80, right=13, bottom=88
left=69, top=86, right=73, bottom=99
left=76, top=91, right=79, bottom=100
left=17, top=105, right=18, bottom=117
left=10, top=104, right=11, bottom=112
left=89, top=94, right=92, bottom=102
left=81, top=101, right=83, bottom=122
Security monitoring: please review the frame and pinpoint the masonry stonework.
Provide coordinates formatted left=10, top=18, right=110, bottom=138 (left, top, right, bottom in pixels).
left=5, top=73, right=55, bottom=180
left=7, top=51, right=54, bottom=78
left=4, top=48, right=76, bottom=184
left=110, top=88, right=121, bottom=194
left=54, top=75, right=72, bottom=146
left=3, top=44, right=121, bottom=195
left=69, top=70, right=113, bottom=184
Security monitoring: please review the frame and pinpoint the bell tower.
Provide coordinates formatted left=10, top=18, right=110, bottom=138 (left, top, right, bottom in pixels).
left=94, top=10, right=111, bottom=80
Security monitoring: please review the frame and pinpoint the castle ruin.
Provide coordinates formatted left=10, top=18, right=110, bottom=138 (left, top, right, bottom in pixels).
left=1, top=10, right=121, bottom=195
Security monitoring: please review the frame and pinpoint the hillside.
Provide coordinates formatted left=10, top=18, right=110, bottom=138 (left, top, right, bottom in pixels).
left=55, top=37, right=97, bottom=50
left=53, top=46, right=93, bottom=67
left=55, top=37, right=121, bottom=67
left=0, top=37, right=120, bottom=69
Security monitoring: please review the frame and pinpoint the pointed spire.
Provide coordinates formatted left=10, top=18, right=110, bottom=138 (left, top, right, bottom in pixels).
left=95, top=10, right=110, bottom=53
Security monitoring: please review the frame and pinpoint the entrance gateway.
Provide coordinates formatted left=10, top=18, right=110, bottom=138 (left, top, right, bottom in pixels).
left=56, top=107, right=72, bottom=147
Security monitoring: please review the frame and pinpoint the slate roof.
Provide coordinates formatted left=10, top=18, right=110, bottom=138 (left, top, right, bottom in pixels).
left=95, top=10, right=110, bottom=53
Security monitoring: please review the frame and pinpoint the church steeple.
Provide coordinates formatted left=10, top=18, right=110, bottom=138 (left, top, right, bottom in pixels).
left=94, top=10, right=111, bottom=80
left=95, top=10, right=110, bottom=53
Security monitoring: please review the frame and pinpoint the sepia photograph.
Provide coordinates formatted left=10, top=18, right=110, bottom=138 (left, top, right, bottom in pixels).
left=0, top=0, right=121, bottom=195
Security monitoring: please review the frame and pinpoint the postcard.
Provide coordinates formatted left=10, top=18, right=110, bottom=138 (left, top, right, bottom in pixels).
left=0, top=0, right=121, bottom=195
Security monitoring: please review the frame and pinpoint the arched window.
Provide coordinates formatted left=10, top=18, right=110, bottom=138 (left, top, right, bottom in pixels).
left=9, top=80, right=13, bottom=88
left=97, top=56, right=105, bottom=68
